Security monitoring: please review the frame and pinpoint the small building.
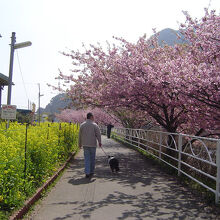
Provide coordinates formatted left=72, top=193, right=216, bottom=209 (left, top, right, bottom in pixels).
left=17, top=109, right=32, bottom=114
left=0, top=73, right=15, bottom=110
left=0, top=73, right=10, bottom=109
left=17, top=109, right=33, bottom=123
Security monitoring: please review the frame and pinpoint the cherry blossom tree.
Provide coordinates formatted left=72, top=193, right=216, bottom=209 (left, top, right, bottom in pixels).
left=56, top=108, right=120, bottom=126
left=56, top=109, right=85, bottom=123
left=59, top=36, right=192, bottom=133
left=176, top=9, right=220, bottom=133
left=55, top=9, right=219, bottom=137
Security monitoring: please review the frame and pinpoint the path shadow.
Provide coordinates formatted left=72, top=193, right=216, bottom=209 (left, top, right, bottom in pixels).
left=68, top=177, right=96, bottom=185
left=52, top=188, right=218, bottom=220
left=53, top=137, right=220, bottom=220
left=67, top=150, right=173, bottom=189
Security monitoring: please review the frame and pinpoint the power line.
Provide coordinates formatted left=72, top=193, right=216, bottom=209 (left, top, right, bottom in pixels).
left=16, top=51, right=29, bottom=101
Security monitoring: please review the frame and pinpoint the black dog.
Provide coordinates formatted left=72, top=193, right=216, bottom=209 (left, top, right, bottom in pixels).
left=108, top=156, right=120, bottom=173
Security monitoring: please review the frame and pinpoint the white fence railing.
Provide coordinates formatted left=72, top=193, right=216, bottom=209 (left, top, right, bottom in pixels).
left=101, top=126, right=220, bottom=204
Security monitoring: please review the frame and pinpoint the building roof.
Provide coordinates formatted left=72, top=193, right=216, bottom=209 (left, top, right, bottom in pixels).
left=17, top=109, right=32, bottom=114
left=0, top=73, right=9, bottom=86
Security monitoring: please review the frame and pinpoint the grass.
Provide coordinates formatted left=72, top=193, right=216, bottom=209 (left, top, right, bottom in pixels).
left=0, top=211, right=10, bottom=220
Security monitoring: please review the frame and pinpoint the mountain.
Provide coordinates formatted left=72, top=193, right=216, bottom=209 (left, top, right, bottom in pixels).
left=38, top=93, right=72, bottom=114
left=157, top=28, right=187, bottom=46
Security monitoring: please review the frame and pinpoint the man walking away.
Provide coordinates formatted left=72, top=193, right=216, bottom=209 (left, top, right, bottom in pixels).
left=107, top=123, right=114, bottom=138
left=79, top=112, right=102, bottom=178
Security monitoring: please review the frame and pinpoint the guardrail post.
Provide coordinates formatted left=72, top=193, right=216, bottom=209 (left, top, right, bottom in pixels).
left=137, top=130, right=140, bottom=147
left=216, top=140, right=220, bottom=204
left=178, top=134, right=182, bottom=176
left=126, top=128, right=129, bottom=142
left=145, top=130, right=148, bottom=151
left=159, top=132, right=162, bottom=159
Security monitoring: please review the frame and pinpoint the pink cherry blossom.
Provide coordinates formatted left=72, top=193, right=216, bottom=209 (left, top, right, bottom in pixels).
left=54, top=9, right=220, bottom=137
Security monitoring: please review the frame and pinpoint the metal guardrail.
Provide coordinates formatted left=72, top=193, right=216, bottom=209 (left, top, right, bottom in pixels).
left=101, top=126, right=220, bottom=204
left=100, top=126, right=107, bottom=135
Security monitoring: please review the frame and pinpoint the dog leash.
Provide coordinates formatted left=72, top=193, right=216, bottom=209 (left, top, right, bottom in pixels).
left=100, top=146, right=108, bottom=157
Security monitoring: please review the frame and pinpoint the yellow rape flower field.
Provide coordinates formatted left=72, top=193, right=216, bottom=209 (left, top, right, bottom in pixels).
left=0, top=122, right=79, bottom=219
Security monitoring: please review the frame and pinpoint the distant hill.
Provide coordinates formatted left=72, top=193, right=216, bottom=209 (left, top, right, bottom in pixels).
left=157, top=28, right=187, bottom=46
left=37, top=93, right=72, bottom=114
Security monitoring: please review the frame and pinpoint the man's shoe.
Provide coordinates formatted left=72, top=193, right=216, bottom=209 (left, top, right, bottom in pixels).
left=85, top=174, right=90, bottom=178
left=90, top=173, right=94, bottom=177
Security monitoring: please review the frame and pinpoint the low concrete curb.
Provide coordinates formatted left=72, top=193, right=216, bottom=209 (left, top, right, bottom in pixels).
left=10, top=151, right=76, bottom=220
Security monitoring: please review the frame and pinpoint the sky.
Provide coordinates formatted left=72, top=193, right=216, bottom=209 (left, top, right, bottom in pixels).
left=0, top=0, right=219, bottom=110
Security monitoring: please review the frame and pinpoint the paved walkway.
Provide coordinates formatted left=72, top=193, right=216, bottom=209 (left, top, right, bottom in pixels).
left=27, top=136, right=219, bottom=220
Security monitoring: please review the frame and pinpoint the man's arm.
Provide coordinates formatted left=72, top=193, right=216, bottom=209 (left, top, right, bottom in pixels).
left=78, top=125, right=82, bottom=148
left=95, top=125, right=102, bottom=147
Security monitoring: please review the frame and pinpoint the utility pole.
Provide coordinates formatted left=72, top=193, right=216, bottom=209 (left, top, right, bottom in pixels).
left=6, top=33, right=16, bottom=129
left=6, top=32, right=32, bottom=128
left=38, top=83, right=44, bottom=125
left=7, top=32, right=32, bottom=105
left=7, top=32, right=16, bottom=105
